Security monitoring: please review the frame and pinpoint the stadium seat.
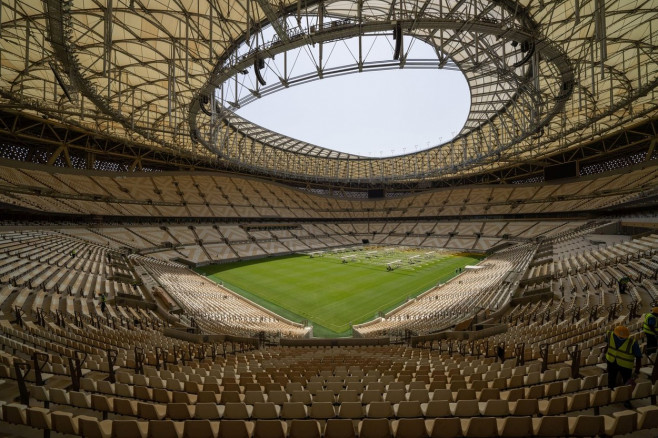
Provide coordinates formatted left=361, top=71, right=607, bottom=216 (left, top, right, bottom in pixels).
left=359, top=418, right=393, bottom=438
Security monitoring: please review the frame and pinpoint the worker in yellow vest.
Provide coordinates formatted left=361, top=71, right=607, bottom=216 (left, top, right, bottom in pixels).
left=604, top=325, right=641, bottom=393
left=642, top=307, right=658, bottom=355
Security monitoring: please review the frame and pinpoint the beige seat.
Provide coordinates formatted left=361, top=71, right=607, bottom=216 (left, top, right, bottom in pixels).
left=346, top=382, right=364, bottom=394
left=196, top=391, right=218, bottom=403
left=367, top=382, right=386, bottom=392
left=325, top=381, right=344, bottom=395
left=385, top=389, right=407, bottom=404
left=581, top=375, right=598, bottom=390
left=167, top=403, right=193, bottom=420
left=361, top=390, right=384, bottom=404
left=252, top=402, right=280, bottom=419
left=567, top=415, right=604, bottom=437
left=477, top=388, right=499, bottom=402
left=537, top=396, right=567, bottom=416
left=267, top=390, right=289, bottom=405
left=337, top=401, right=364, bottom=419
left=452, top=400, right=479, bottom=417
left=286, top=382, right=304, bottom=394
left=219, top=391, right=242, bottom=404
left=313, top=390, right=336, bottom=403
left=188, top=419, right=221, bottom=438
left=408, top=389, right=430, bottom=404
left=70, top=391, right=92, bottom=409
left=245, top=390, right=267, bottom=404
left=392, top=418, right=429, bottom=438
left=455, top=389, right=476, bottom=401
left=134, top=386, right=153, bottom=401
left=92, top=394, right=114, bottom=417
left=612, top=385, right=632, bottom=404
left=532, top=416, right=569, bottom=437
left=49, top=388, right=70, bottom=406
left=52, top=411, right=81, bottom=436
left=525, top=385, right=544, bottom=399
left=508, top=398, right=538, bottom=416
left=449, top=381, right=467, bottom=391
left=359, top=418, right=393, bottom=438
left=280, top=402, right=307, bottom=420
left=431, top=389, right=453, bottom=402
left=290, top=390, right=313, bottom=405
left=567, top=392, right=590, bottom=412
left=500, top=388, right=524, bottom=402
left=638, top=406, right=658, bottom=429
left=395, top=401, right=423, bottom=418
left=116, top=383, right=134, bottom=398
left=218, top=420, right=254, bottom=438
left=324, top=418, right=357, bottom=438
left=78, top=415, right=112, bottom=438
left=496, top=416, right=532, bottom=438
left=338, top=390, right=360, bottom=403
left=306, top=382, right=323, bottom=394
left=252, top=419, right=286, bottom=438
left=603, top=410, right=637, bottom=436
left=461, top=417, right=497, bottom=438
left=632, top=381, right=652, bottom=400
left=148, top=420, right=184, bottom=438
left=408, top=382, right=427, bottom=391
left=388, top=382, right=406, bottom=391
left=544, top=381, right=562, bottom=398
left=589, top=388, right=611, bottom=415
left=112, top=419, right=149, bottom=438
left=480, top=399, right=509, bottom=417
left=3, top=403, right=27, bottom=425
left=138, top=402, right=167, bottom=420
left=563, top=378, right=581, bottom=394
left=194, top=403, right=222, bottom=420
left=26, top=407, right=51, bottom=431
left=423, top=400, right=451, bottom=418
left=426, top=418, right=462, bottom=438
left=223, top=402, right=252, bottom=420
left=288, top=419, right=322, bottom=438
left=309, top=401, right=336, bottom=420
left=366, top=401, right=394, bottom=418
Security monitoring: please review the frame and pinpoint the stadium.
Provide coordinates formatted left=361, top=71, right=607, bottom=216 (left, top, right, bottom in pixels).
left=0, top=0, right=657, bottom=436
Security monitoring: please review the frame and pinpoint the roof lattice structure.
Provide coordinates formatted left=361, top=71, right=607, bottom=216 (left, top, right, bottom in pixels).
left=0, top=0, right=656, bottom=183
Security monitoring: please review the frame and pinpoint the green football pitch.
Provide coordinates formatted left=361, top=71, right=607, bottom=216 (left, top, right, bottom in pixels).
left=196, top=248, right=484, bottom=337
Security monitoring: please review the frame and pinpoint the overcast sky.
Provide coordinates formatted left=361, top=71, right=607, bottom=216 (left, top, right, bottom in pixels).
left=234, top=32, right=471, bottom=158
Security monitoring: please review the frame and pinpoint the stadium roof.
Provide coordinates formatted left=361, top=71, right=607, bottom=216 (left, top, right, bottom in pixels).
left=0, top=0, right=656, bottom=183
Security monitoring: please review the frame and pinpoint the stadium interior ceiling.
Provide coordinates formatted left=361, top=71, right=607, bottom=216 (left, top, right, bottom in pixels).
left=0, top=0, right=654, bottom=192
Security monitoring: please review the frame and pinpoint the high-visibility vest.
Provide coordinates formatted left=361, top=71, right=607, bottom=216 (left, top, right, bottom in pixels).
left=643, top=313, right=658, bottom=336
left=605, top=331, right=636, bottom=369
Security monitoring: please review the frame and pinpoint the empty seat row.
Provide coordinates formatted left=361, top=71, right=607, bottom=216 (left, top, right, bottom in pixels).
left=6, top=403, right=658, bottom=438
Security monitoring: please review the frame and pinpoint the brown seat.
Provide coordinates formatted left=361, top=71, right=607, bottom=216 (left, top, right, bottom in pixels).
left=426, top=417, right=462, bottom=438
left=324, top=418, right=357, bottom=438
left=532, top=416, right=569, bottom=437
left=78, top=415, right=112, bottom=438
left=289, top=419, right=322, bottom=438
left=187, top=419, right=221, bottom=438
left=496, top=416, right=533, bottom=438
left=112, top=419, right=149, bottom=438
left=3, top=403, right=27, bottom=426
left=166, top=403, right=193, bottom=420
left=359, top=418, right=393, bottom=438
left=253, top=419, right=286, bottom=438
left=392, top=418, right=429, bottom=438
left=147, top=420, right=184, bottom=438
left=26, top=407, right=51, bottom=431
left=218, top=420, right=254, bottom=438
left=395, top=401, right=424, bottom=418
